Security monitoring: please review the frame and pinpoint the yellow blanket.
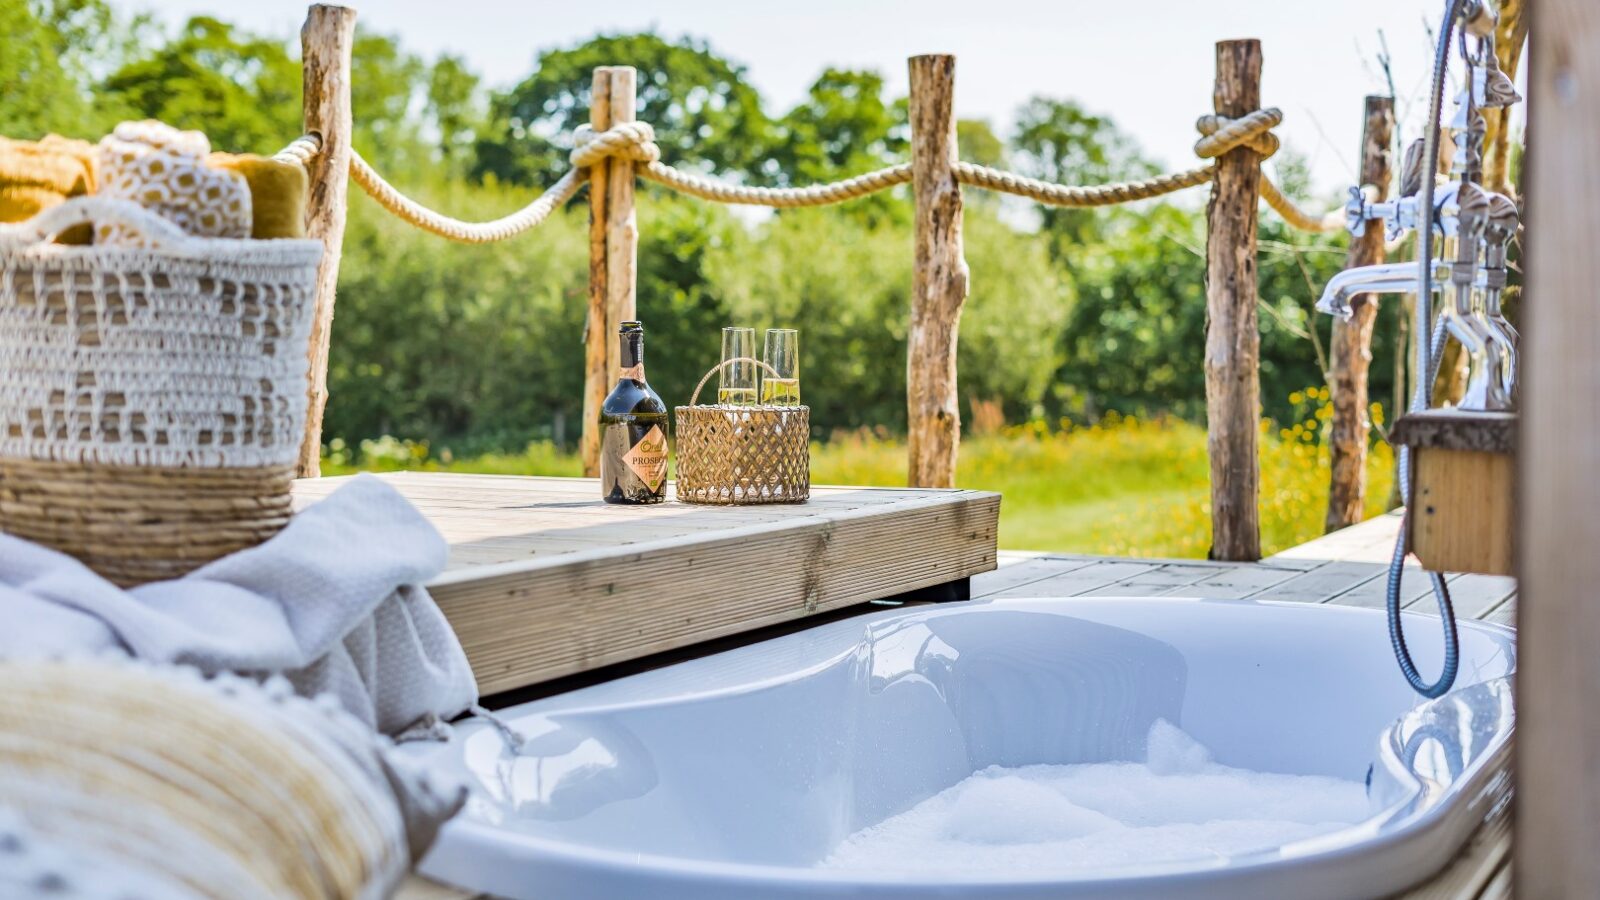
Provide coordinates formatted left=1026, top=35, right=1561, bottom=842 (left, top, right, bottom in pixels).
left=209, top=152, right=309, bottom=239
left=3, top=123, right=309, bottom=243
left=0, top=134, right=97, bottom=243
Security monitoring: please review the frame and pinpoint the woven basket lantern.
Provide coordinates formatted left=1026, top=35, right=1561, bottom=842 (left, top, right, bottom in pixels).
left=0, top=197, right=322, bottom=585
left=675, top=357, right=809, bottom=505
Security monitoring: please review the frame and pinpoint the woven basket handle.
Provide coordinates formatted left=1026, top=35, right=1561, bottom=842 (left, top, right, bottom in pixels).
left=689, top=356, right=784, bottom=405
left=0, top=196, right=190, bottom=249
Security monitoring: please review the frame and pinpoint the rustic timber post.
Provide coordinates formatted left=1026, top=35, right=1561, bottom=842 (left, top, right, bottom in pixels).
left=1203, top=40, right=1264, bottom=561
left=1518, top=0, right=1600, bottom=894
left=906, top=54, right=970, bottom=489
left=580, top=70, right=613, bottom=476
left=1324, top=96, right=1395, bottom=532
left=294, top=3, right=357, bottom=478
left=579, top=66, right=640, bottom=476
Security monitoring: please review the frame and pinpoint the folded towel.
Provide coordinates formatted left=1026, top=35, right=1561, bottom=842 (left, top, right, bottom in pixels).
left=110, top=118, right=211, bottom=157
left=209, top=152, right=309, bottom=238
left=96, top=120, right=251, bottom=245
left=0, top=658, right=466, bottom=899
left=0, top=134, right=97, bottom=244
left=0, top=473, right=478, bottom=735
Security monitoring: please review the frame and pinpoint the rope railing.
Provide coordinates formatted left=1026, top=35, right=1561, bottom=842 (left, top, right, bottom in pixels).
left=274, top=104, right=1342, bottom=242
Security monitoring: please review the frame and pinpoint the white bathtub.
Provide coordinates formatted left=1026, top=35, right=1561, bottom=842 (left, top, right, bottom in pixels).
left=411, top=598, right=1516, bottom=899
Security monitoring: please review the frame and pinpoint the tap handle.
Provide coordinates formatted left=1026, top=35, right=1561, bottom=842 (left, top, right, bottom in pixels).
left=1482, top=46, right=1522, bottom=109
left=1485, top=192, right=1519, bottom=242
left=1345, top=186, right=1371, bottom=237
left=1400, top=138, right=1428, bottom=198
left=1483, top=192, right=1520, bottom=268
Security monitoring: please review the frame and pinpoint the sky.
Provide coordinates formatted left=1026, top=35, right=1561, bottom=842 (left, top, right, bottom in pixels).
left=123, top=0, right=1496, bottom=196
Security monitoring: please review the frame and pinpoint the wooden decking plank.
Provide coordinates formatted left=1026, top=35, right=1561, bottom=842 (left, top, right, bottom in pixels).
left=1421, top=574, right=1519, bottom=620
left=1238, top=560, right=1384, bottom=602
left=989, top=560, right=1159, bottom=598
left=971, top=556, right=1097, bottom=598
left=1270, top=512, right=1406, bottom=565
left=1078, top=563, right=1221, bottom=597
left=1323, top=562, right=1434, bottom=609
left=1173, top=563, right=1305, bottom=598
left=1484, top=596, right=1517, bottom=627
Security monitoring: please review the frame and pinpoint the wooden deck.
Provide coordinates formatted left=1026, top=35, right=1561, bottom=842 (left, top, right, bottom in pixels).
left=397, top=505, right=1513, bottom=900
left=977, top=511, right=1516, bottom=626
left=293, top=472, right=1000, bottom=694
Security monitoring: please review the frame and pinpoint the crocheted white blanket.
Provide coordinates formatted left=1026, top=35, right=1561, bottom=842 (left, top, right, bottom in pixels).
left=0, top=473, right=477, bottom=735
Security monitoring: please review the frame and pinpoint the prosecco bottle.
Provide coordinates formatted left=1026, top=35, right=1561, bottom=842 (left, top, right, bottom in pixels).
left=599, top=321, right=669, bottom=504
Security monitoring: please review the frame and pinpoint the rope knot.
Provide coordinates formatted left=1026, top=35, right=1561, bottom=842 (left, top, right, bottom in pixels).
left=1194, top=108, right=1283, bottom=160
left=570, top=122, right=661, bottom=169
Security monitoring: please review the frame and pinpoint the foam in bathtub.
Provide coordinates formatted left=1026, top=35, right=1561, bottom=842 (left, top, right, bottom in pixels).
left=820, top=719, right=1370, bottom=872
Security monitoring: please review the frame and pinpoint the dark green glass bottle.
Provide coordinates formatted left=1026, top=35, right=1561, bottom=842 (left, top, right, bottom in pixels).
left=599, top=321, right=669, bottom=504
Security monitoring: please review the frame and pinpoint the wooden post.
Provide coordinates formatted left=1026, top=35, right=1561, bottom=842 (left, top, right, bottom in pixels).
left=1203, top=40, right=1264, bottom=561
left=1517, top=0, right=1600, bottom=894
left=605, top=68, right=640, bottom=373
left=579, top=66, right=639, bottom=477
left=906, top=54, right=969, bottom=489
left=294, top=3, right=357, bottom=478
left=1324, top=96, right=1395, bottom=532
left=579, top=70, right=613, bottom=477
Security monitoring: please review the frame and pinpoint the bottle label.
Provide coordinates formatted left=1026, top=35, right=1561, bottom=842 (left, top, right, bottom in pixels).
left=620, top=363, right=644, bottom=381
left=622, top=424, right=668, bottom=491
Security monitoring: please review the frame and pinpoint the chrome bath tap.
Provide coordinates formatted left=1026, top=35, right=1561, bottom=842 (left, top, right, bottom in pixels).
left=1442, top=181, right=1513, bottom=411
left=1327, top=51, right=1516, bottom=412
left=1479, top=191, right=1519, bottom=394
left=1315, top=260, right=1484, bottom=322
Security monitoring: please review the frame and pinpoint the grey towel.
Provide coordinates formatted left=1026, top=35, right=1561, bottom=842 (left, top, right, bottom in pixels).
left=0, top=473, right=478, bottom=735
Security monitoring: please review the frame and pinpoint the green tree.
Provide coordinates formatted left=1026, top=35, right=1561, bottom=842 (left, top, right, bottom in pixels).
left=327, top=184, right=589, bottom=451
left=774, top=68, right=906, bottom=182
left=428, top=54, right=483, bottom=174
left=1, top=1, right=104, bottom=137
left=957, top=119, right=1006, bottom=169
left=473, top=33, right=774, bottom=187
left=1012, top=97, right=1156, bottom=254
left=1057, top=203, right=1207, bottom=420
left=98, top=17, right=301, bottom=152
left=349, top=30, right=428, bottom=170
left=97, top=19, right=433, bottom=162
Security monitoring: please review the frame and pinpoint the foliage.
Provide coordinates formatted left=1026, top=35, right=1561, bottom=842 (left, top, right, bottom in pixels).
left=706, top=201, right=1066, bottom=432
left=1012, top=97, right=1157, bottom=251
left=773, top=68, right=907, bottom=183
left=2, top=0, right=106, bottom=137
left=473, top=33, right=774, bottom=187
left=327, top=182, right=589, bottom=450
left=98, top=16, right=301, bottom=152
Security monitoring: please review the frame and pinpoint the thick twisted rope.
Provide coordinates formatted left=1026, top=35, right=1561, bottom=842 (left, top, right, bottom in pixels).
left=276, top=134, right=585, bottom=244
left=577, top=122, right=917, bottom=207
left=274, top=104, right=1339, bottom=241
left=643, top=160, right=912, bottom=206
left=952, top=162, right=1214, bottom=206
left=1193, top=108, right=1342, bottom=232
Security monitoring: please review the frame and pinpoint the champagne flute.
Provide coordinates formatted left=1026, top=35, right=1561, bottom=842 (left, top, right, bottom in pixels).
left=719, top=327, right=758, bottom=405
left=761, top=328, right=800, bottom=405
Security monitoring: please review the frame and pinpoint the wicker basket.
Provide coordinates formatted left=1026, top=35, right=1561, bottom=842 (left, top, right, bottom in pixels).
left=0, top=197, right=322, bottom=585
left=675, top=357, right=809, bottom=505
